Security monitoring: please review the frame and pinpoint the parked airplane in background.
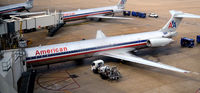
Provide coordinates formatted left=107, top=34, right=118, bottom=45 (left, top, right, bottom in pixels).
left=62, top=0, right=131, bottom=21
left=0, top=0, right=33, bottom=15
left=25, top=10, right=200, bottom=74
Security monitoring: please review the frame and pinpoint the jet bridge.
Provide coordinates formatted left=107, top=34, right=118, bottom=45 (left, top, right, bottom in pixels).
left=0, top=11, right=65, bottom=93
left=0, top=10, right=64, bottom=35
left=0, top=10, right=65, bottom=50
left=9, top=10, right=64, bottom=36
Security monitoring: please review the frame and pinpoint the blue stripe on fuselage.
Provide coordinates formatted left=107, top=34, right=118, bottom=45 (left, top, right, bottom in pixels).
left=0, top=6, right=24, bottom=14
left=26, top=40, right=147, bottom=61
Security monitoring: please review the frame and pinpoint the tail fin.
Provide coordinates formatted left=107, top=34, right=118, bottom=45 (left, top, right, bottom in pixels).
left=26, top=0, right=33, bottom=5
left=117, top=0, right=127, bottom=9
left=160, top=10, right=200, bottom=34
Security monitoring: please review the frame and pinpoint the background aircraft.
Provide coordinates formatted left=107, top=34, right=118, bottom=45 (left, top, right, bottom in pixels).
left=0, top=0, right=33, bottom=16
left=62, top=0, right=131, bottom=21
left=25, top=10, right=200, bottom=74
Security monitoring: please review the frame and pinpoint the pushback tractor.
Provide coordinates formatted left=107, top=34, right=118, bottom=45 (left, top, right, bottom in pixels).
left=91, top=60, right=121, bottom=80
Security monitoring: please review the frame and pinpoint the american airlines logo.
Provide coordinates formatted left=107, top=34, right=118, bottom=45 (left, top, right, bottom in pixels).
left=35, top=47, right=67, bottom=56
left=120, top=0, right=126, bottom=4
left=168, top=20, right=176, bottom=28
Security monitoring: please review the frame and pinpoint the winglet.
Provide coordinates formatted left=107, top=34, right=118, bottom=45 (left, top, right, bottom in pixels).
left=96, top=30, right=106, bottom=39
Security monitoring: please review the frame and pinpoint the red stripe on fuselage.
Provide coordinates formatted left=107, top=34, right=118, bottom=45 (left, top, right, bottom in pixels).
left=63, top=11, right=112, bottom=20
left=26, top=43, right=147, bottom=64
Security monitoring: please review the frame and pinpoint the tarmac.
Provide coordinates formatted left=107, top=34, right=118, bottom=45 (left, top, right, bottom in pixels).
left=1, top=0, right=200, bottom=93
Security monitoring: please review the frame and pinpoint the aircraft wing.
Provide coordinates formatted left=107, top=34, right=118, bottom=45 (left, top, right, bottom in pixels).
left=87, top=15, right=133, bottom=20
left=95, top=48, right=190, bottom=73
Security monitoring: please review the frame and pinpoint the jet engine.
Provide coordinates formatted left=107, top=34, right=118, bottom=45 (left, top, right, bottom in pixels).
left=113, top=9, right=123, bottom=13
left=147, top=38, right=174, bottom=47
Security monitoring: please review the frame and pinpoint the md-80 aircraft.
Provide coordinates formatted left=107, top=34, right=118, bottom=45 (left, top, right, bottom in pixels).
left=62, top=0, right=131, bottom=21
left=0, top=0, right=33, bottom=15
left=25, top=10, right=200, bottom=74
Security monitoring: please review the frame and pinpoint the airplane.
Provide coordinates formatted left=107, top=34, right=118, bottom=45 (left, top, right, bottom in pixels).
left=25, top=10, right=200, bottom=74
left=0, top=0, right=33, bottom=16
left=62, top=0, right=132, bottom=21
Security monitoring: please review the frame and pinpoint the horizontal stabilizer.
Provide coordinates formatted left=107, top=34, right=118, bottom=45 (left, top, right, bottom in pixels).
left=170, top=10, right=200, bottom=18
left=160, top=10, right=200, bottom=34
left=96, top=30, right=106, bottom=39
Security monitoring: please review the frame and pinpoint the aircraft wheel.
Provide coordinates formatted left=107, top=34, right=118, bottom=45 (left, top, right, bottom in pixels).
left=94, top=18, right=102, bottom=22
left=92, top=69, right=98, bottom=74
left=100, top=73, right=108, bottom=80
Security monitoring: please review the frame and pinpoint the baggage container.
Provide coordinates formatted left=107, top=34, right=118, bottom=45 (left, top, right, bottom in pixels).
left=138, top=12, right=146, bottom=18
left=132, top=11, right=138, bottom=16
left=180, top=37, right=194, bottom=48
left=132, top=11, right=146, bottom=18
left=196, top=35, right=200, bottom=43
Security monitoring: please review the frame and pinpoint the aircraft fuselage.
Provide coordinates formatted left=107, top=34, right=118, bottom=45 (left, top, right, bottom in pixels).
left=25, top=31, right=164, bottom=66
left=62, top=6, right=123, bottom=21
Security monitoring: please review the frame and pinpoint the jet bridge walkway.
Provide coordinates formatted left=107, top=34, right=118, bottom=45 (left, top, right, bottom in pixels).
left=1, top=10, right=64, bottom=37
left=0, top=10, right=65, bottom=50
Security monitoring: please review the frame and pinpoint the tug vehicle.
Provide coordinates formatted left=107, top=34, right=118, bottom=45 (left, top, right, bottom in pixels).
left=148, top=13, right=158, bottom=18
left=91, top=60, right=121, bottom=80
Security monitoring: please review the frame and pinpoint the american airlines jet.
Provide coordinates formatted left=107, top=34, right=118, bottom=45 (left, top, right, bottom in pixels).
left=62, top=0, right=131, bottom=21
left=25, top=10, right=200, bottom=74
left=0, top=0, right=33, bottom=15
